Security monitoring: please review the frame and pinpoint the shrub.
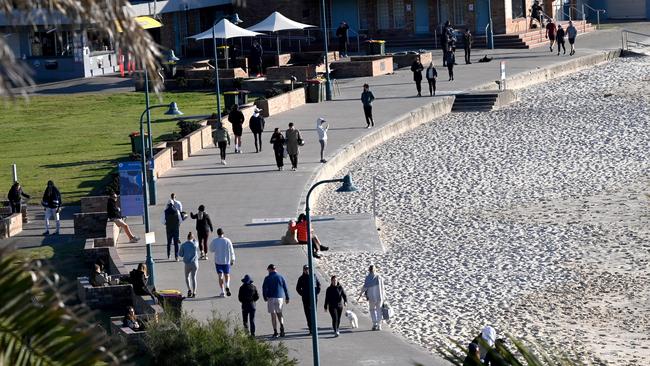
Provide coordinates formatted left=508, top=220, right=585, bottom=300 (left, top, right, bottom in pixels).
left=264, top=88, right=283, bottom=99
left=177, top=120, right=203, bottom=138
left=175, top=76, right=188, bottom=89
left=144, top=311, right=297, bottom=366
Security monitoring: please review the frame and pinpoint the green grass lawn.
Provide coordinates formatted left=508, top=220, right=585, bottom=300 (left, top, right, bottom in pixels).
left=0, top=91, right=221, bottom=204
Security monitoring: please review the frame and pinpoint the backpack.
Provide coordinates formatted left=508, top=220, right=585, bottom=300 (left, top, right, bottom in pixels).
left=164, top=205, right=180, bottom=227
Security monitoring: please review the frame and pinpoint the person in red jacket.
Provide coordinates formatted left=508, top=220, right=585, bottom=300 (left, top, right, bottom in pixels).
left=292, top=214, right=329, bottom=258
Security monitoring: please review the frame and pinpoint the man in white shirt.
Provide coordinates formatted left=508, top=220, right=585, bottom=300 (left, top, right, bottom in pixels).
left=316, top=117, right=328, bottom=163
left=209, top=228, right=235, bottom=297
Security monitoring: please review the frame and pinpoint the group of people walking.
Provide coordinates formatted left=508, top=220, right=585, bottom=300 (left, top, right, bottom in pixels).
left=546, top=19, right=578, bottom=56
left=6, top=180, right=64, bottom=236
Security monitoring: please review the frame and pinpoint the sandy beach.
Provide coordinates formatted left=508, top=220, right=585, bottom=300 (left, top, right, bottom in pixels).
left=315, top=55, right=650, bottom=365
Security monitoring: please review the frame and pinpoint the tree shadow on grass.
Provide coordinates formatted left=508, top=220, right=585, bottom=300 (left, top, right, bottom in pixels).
left=40, top=159, right=115, bottom=169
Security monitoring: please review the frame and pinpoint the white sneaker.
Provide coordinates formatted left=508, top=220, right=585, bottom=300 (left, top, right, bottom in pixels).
left=130, top=236, right=140, bottom=243
left=222, top=160, right=227, bottom=165
left=219, top=292, right=226, bottom=298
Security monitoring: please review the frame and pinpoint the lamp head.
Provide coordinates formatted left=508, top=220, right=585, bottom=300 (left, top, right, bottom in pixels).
left=231, top=13, right=243, bottom=24
left=336, top=173, right=358, bottom=193
left=165, top=102, right=183, bottom=116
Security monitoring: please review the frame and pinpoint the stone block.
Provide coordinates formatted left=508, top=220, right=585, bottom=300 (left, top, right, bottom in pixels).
left=80, top=196, right=109, bottom=213
left=331, top=57, right=393, bottom=78
left=153, top=146, right=174, bottom=178
left=265, top=65, right=318, bottom=82
left=74, top=212, right=108, bottom=238
left=167, top=138, right=189, bottom=161
left=254, top=88, right=306, bottom=117
left=0, top=213, right=22, bottom=238
left=391, top=52, right=433, bottom=69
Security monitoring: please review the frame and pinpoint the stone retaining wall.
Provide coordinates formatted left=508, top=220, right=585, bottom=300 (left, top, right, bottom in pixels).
left=74, top=212, right=108, bottom=238
left=167, top=138, right=189, bottom=161
left=255, top=88, right=306, bottom=117
left=392, top=52, right=433, bottom=69
left=0, top=213, right=22, bottom=238
left=80, top=196, right=109, bottom=213
left=153, top=144, right=174, bottom=178
left=331, top=57, right=393, bottom=78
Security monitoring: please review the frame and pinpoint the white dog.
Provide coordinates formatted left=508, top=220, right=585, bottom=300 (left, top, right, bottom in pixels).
left=345, top=310, right=358, bottom=329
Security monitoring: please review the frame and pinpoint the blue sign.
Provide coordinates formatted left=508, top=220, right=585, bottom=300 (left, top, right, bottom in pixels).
left=118, top=161, right=144, bottom=216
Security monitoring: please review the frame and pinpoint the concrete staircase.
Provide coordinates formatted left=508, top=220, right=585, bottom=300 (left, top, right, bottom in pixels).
left=385, top=21, right=595, bottom=50
left=451, top=90, right=517, bottom=112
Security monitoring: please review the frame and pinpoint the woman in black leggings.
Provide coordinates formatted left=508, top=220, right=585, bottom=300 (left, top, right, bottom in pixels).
left=324, top=275, right=348, bottom=337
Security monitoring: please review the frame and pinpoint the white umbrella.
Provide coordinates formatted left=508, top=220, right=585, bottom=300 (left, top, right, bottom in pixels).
left=190, top=18, right=262, bottom=40
left=247, top=11, right=316, bottom=56
left=189, top=19, right=262, bottom=115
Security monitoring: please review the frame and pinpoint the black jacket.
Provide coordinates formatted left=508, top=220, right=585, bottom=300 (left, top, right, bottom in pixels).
left=324, top=284, right=347, bottom=310
left=190, top=211, right=213, bottom=233
left=228, top=110, right=245, bottom=126
left=411, top=61, right=424, bottom=81
left=129, top=269, right=152, bottom=296
left=41, top=185, right=61, bottom=209
left=557, top=28, right=566, bottom=40
left=249, top=115, right=265, bottom=133
left=270, top=132, right=285, bottom=152
left=336, top=24, right=349, bottom=41
left=107, top=198, right=121, bottom=220
left=296, top=273, right=321, bottom=300
left=251, top=43, right=263, bottom=60
left=8, top=185, right=29, bottom=203
left=238, top=283, right=260, bottom=307
left=463, top=32, right=472, bottom=48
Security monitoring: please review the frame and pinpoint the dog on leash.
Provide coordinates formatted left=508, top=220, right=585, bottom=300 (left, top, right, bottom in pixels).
left=345, top=310, right=358, bottom=329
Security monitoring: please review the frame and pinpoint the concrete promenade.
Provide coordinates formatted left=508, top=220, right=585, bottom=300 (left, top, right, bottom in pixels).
left=111, top=26, right=636, bottom=365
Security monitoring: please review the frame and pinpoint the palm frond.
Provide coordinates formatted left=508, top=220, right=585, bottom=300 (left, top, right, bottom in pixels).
left=0, top=248, right=126, bottom=365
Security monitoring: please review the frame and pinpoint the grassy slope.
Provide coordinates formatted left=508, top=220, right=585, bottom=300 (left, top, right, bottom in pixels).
left=0, top=91, right=220, bottom=204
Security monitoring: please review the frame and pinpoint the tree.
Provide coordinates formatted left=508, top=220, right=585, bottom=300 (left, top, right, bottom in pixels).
left=0, top=247, right=127, bottom=365
left=0, top=0, right=162, bottom=96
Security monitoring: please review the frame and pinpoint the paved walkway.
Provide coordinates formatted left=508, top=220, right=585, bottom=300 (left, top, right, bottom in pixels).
left=111, top=26, right=642, bottom=365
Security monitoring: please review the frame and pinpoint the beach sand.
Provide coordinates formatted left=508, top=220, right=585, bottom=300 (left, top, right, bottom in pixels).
left=315, top=55, right=650, bottom=365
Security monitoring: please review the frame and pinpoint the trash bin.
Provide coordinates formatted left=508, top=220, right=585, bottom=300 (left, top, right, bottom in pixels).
left=129, top=132, right=150, bottom=155
left=306, top=79, right=325, bottom=103
left=366, top=40, right=386, bottom=55
left=224, top=90, right=250, bottom=111
left=157, top=289, right=184, bottom=318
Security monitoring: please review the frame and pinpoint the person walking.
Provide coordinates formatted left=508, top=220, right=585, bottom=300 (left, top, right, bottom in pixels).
left=190, top=205, right=213, bottom=260
left=361, top=84, right=375, bottom=128
left=7, top=181, right=30, bottom=215
left=359, top=264, right=385, bottom=330
left=441, top=20, right=450, bottom=66
left=161, top=201, right=182, bottom=261
left=169, top=193, right=183, bottom=212
left=316, top=117, right=328, bottom=163
left=445, top=47, right=456, bottom=81
left=545, top=19, right=557, bottom=52
left=566, top=20, right=577, bottom=56
left=238, top=274, right=260, bottom=337
left=324, top=275, right=348, bottom=337
left=107, top=192, right=140, bottom=243
left=228, top=104, right=245, bottom=153
left=270, top=127, right=286, bottom=170
left=209, top=228, right=235, bottom=297
left=250, top=40, right=264, bottom=76
left=41, top=180, right=61, bottom=235
left=556, top=24, right=566, bottom=55
left=285, top=122, right=303, bottom=171
left=426, top=62, right=438, bottom=96
left=410, top=55, right=424, bottom=97
left=262, top=264, right=290, bottom=338
left=530, top=0, right=543, bottom=28
left=249, top=107, right=265, bottom=153
left=296, top=264, right=321, bottom=334
left=212, top=122, right=231, bottom=165
left=463, top=28, right=472, bottom=64
left=178, top=232, right=199, bottom=298
left=335, top=21, right=350, bottom=57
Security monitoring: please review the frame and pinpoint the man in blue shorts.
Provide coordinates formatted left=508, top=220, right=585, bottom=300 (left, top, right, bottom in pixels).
left=209, top=228, right=235, bottom=297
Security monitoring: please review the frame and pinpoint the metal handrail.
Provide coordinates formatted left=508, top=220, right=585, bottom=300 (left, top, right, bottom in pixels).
left=621, top=29, right=650, bottom=51
left=484, top=23, right=490, bottom=47
left=582, top=4, right=606, bottom=29
left=347, top=27, right=363, bottom=53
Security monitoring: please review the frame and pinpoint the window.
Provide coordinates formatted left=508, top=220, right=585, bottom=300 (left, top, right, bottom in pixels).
left=359, top=0, right=370, bottom=30
left=511, top=0, right=526, bottom=18
left=86, top=29, right=114, bottom=54
left=29, top=30, right=73, bottom=57
left=452, top=0, right=465, bottom=24
left=377, top=0, right=390, bottom=29
left=393, top=0, right=406, bottom=28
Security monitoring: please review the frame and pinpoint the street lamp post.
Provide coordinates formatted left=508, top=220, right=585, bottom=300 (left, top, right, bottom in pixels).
left=320, top=0, right=333, bottom=101
left=487, top=0, right=495, bottom=49
left=304, top=174, right=357, bottom=366
left=138, top=102, right=183, bottom=287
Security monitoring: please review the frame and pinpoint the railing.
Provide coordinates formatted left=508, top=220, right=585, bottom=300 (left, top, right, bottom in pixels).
left=347, top=27, right=363, bottom=53
left=582, top=4, right=606, bottom=29
left=484, top=23, right=490, bottom=47
left=621, top=29, right=650, bottom=51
